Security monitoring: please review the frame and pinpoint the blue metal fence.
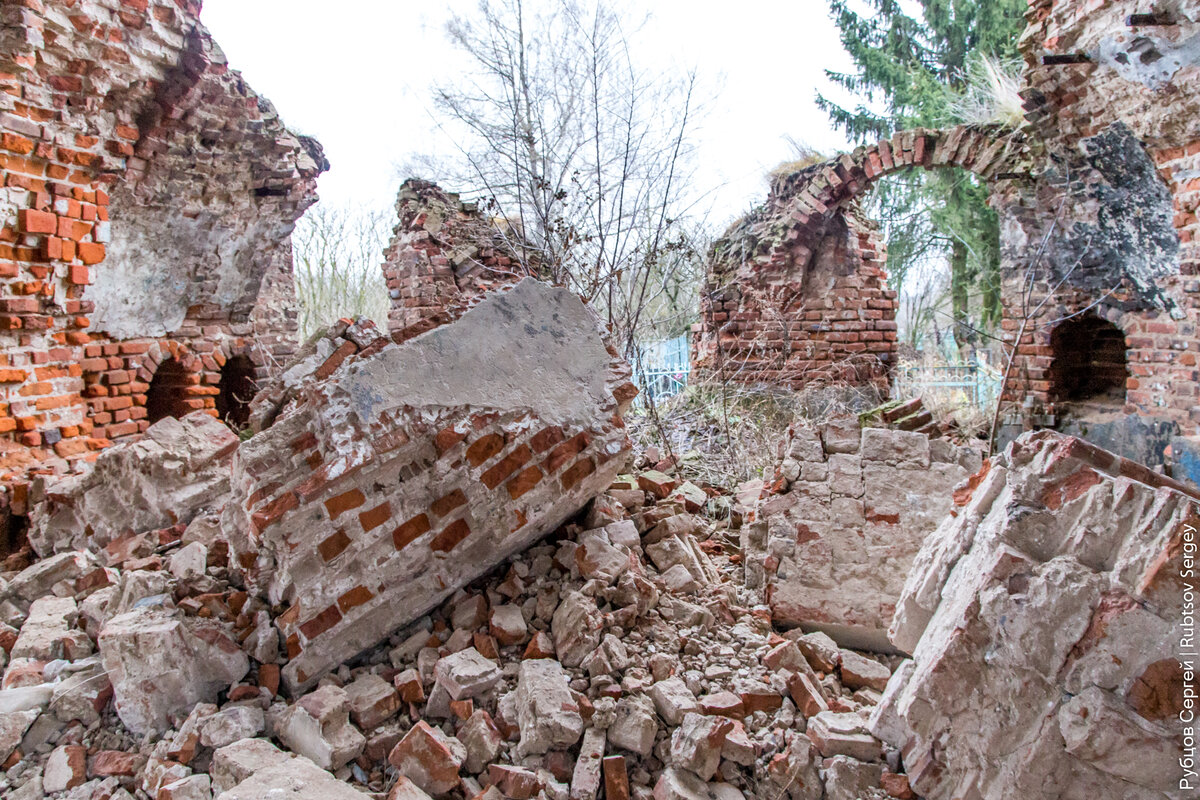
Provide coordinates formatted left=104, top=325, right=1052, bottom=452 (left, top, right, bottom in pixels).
left=633, top=334, right=691, bottom=406
left=893, top=360, right=1002, bottom=410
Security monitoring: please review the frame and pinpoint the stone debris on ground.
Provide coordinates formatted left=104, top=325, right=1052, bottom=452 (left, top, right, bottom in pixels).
left=0, top=356, right=1185, bottom=800
left=0, top=349, right=918, bottom=798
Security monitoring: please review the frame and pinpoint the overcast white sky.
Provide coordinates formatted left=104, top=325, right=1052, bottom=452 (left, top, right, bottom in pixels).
left=201, top=0, right=857, bottom=230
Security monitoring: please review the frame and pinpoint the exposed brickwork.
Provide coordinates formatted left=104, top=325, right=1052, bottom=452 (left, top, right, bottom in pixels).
left=223, top=280, right=638, bottom=692
left=0, top=1, right=325, bottom=494
left=381, top=179, right=540, bottom=342
left=695, top=125, right=1030, bottom=393
left=1004, top=1, right=1200, bottom=434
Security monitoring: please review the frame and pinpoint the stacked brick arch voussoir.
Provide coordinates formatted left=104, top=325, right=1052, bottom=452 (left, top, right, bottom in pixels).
left=694, top=124, right=1031, bottom=394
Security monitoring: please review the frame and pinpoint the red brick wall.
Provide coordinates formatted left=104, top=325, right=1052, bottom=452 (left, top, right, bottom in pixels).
left=1004, top=0, right=1200, bottom=433
left=0, top=1, right=324, bottom=496
left=695, top=125, right=1028, bottom=394
left=382, top=180, right=538, bottom=342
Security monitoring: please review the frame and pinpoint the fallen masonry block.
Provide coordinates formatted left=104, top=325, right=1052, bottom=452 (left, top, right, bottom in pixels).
left=515, top=658, right=584, bottom=756
left=274, top=684, right=366, bottom=771
left=344, top=672, right=401, bottom=731
left=224, top=279, right=635, bottom=692
left=759, top=419, right=981, bottom=650
left=28, top=413, right=238, bottom=556
left=434, top=647, right=502, bottom=701
left=10, top=595, right=85, bottom=661
left=388, top=720, right=467, bottom=797
left=876, top=431, right=1196, bottom=800
left=212, top=737, right=373, bottom=800
left=97, top=603, right=249, bottom=734
left=670, top=712, right=733, bottom=780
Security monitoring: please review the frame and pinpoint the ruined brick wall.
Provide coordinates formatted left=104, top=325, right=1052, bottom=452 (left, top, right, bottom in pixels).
left=695, top=125, right=1030, bottom=394
left=381, top=179, right=539, bottom=342
left=750, top=416, right=983, bottom=651
left=1004, top=1, right=1200, bottom=434
left=0, top=0, right=324, bottom=495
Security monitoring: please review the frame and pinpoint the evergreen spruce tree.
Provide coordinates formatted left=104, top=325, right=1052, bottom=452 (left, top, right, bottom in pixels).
left=817, top=0, right=1026, bottom=343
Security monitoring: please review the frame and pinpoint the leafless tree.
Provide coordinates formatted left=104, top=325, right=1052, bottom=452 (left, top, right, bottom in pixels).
left=292, top=204, right=391, bottom=340
left=426, top=0, right=706, bottom=357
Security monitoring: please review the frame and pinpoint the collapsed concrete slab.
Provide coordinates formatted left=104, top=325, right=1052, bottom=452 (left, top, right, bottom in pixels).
left=28, top=414, right=239, bottom=556
left=224, top=278, right=636, bottom=691
left=874, top=431, right=1193, bottom=799
left=754, top=418, right=981, bottom=650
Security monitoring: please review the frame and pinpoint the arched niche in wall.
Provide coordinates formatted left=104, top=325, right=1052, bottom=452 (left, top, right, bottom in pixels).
left=1048, top=315, right=1128, bottom=405
left=144, top=356, right=194, bottom=423
left=215, top=353, right=257, bottom=430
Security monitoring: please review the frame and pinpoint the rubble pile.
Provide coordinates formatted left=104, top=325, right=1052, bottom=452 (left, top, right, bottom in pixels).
left=0, top=424, right=916, bottom=800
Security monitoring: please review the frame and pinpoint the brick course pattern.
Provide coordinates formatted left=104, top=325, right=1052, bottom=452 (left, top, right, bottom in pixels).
left=1002, top=1, right=1200, bottom=432
left=0, top=0, right=324, bottom=496
left=694, top=125, right=1030, bottom=393
left=222, top=279, right=638, bottom=692
left=751, top=417, right=983, bottom=651
left=381, top=179, right=539, bottom=342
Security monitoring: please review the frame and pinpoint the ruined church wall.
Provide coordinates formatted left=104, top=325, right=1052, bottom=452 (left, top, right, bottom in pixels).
left=694, top=125, right=1031, bottom=395
left=1002, top=0, right=1200, bottom=435
left=0, top=0, right=323, bottom=497
left=381, top=179, right=538, bottom=342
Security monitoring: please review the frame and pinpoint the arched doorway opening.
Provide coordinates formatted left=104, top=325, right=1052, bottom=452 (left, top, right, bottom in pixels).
left=145, top=357, right=194, bottom=423
left=1048, top=315, right=1128, bottom=404
left=216, top=354, right=257, bottom=430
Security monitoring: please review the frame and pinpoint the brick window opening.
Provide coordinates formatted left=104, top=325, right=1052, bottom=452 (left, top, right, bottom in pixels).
left=216, top=354, right=257, bottom=430
left=145, top=357, right=193, bottom=423
left=1048, top=316, right=1128, bottom=403
left=0, top=512, right=30, bottom=568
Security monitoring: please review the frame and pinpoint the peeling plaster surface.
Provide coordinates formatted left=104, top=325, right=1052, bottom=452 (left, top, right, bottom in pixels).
left=343, top=278, right=614, bottom=428
left=1097, top=31, right=1200, bottom=90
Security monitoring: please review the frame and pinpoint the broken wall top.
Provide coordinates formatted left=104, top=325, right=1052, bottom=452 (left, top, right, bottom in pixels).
left=0, top=0, right=326, bottom=479
left=382, top=179, right=542, bottom=340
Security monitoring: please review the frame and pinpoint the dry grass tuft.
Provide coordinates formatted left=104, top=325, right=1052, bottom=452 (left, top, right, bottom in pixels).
left=629, top=378, right=880, bottom=488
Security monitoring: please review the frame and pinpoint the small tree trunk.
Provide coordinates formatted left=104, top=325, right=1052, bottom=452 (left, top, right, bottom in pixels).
left=950, top=238, right=974, bottom=347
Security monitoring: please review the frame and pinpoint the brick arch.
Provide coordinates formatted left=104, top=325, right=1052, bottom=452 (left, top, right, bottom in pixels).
left=212, top=339, right=270, bottom=430
left=1006, top=298, right=1135, bottom=415
left=130, top=341, right=210, bottom=432
left=694, top=124, right=1032, bottom=393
